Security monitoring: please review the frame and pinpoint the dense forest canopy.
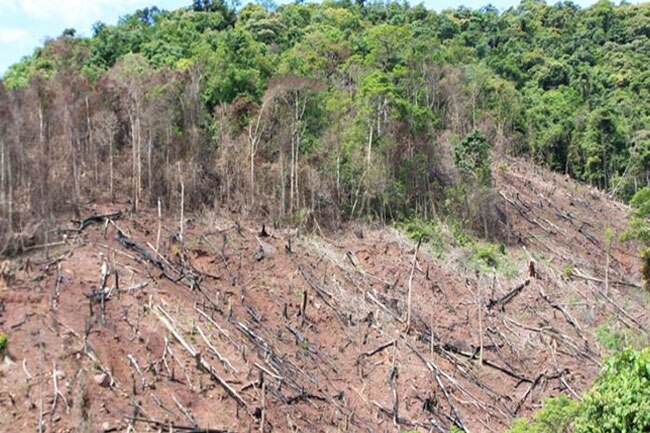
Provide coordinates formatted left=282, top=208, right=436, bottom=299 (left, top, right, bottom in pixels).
left=1, top=0, right=649, bottom=251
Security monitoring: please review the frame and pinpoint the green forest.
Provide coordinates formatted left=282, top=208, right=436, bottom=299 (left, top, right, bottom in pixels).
left=1, top=0, right=649, bottom=242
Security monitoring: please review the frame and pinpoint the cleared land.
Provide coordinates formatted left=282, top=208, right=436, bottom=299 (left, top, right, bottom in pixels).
left=0, top=158, right=646, bottom=433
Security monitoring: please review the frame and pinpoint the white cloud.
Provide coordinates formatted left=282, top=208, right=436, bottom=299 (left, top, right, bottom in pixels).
left=0, top=28, right=27, bottom=44
left=1, top=0, right=154, bottom=27
left=0, top=0, right=17, bottom=11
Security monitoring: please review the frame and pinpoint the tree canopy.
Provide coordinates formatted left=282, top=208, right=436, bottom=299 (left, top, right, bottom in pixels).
left=1, top=0, right=649, bottom=246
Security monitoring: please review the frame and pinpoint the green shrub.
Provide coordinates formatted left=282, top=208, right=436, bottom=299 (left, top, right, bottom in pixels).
left=621, top=187, right=650, bottom=290
left=641, top=247, right=650, bottom=290
left=0, top=332, right=7, bottom=356
left=504, top=395, right=579, bottom=433
left=533, top=396, right=580, bottom=433
left=473, top=243, right=500, bottom=268
left=504, top=348, right=650, bottom=433
left=596, top=324, right=649, bottom=352
left=454, top=130, right=492, bottom=186
left=574, top=348, right=650, bottom=433
left=402, top=218, right=446, bottom=255
left=404, top=218, right=440, bottom=243
left=450, top=220, right=473, bottom=247
left=468, top=242, right=518, bottom=277
left=596, top=325, right=627, bottom=351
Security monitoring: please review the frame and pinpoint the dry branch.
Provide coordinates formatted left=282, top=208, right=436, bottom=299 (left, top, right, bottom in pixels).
left=50, top=361, right=70, bottom=419
left=402, top=337, right=468, bottom=432
left=356, top=340, right=395, bottom=364
left=127, top=354, right=146, bottom=391
left=173, top=394, right=197, bottom=427
left=372, top=401, right=444, bottom=433
left=196, top=325, right=239, bottom=374
left=128, top=416, right=234, bottom=433
left=153, top=305, right=250, bottom=412
left=195, top=306, right=240, bottom=351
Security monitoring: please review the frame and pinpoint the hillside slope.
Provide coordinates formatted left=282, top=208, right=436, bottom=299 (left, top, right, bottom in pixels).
left=0, top=157, right=647, bottom=433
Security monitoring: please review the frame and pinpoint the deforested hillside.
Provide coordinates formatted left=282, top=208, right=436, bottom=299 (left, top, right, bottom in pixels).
left=0, top=157, right=647, bottom=433
left=2, top=1, right=650, bottom=432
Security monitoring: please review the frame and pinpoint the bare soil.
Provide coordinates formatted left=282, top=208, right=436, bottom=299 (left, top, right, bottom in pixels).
left=0, top=157, right=647, bottom=433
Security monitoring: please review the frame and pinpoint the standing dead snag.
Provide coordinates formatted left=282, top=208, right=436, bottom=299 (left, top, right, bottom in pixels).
left=406, top=236, right=423, bottom=333
left=247, top=85, right=280, bottom=208
left=37, top=328, right=45, bottom=433
left=156, top=198, right=162, bottom=254
left=476, top=276, right=484, bottom=366
left=178, top=162, right=185, bottom=245
left=300, top=289, right=307, bottom=327
left=259, top=375, right=266, bottom=433
left=528, top=260, right=536, bottom=279
left=389, top=343, right=399, bottom=427
left=99, top=253, right=109, bottom=324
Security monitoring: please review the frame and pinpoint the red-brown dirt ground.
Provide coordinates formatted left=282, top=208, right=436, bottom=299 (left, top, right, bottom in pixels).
left=0, top=157, right=647, bottom=433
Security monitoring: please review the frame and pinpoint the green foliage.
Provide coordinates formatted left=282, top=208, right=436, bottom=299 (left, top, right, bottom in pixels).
left=3, top=0, right=646, bottom=196
left=596, top=323, right=649, bottom=352
left=472, top=243, right=500, bottom=268
left=454, top=130, right=492, bottom=186
left=0, top=332, right=7, bottom=356
left=400, top=217, right=516, bottom=275
left=604, top=227, right=614, bottom=250
left=403, top=218, right=446, bottom=255
left=622, top=187, right=650, bottom=289
left=573, top=348, right=650, bottom=433
left=504, top=395, right=579, bottom=433
left=596, top=325, right=629, bottom=351
left=505, top=348, right=650, bottom=433
left=469, top=241, right=517, bottom=277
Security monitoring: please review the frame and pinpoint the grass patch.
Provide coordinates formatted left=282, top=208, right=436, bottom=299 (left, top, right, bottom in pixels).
left=398, top=217, right=519, bottom=278
left=596, top=323, right=649, bottom=352
left=505, top=395, right=579, bottom=433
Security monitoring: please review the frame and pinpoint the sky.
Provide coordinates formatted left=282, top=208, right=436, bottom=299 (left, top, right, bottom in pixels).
left=0, top=0, right=606, bottom=76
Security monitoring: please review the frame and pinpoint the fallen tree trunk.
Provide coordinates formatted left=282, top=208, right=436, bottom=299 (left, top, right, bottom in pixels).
left=116, top=229, right=164, bottom=270
left=487, top=279, right=530, bottom=310
left=69, top=210, right=123, bottom=232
